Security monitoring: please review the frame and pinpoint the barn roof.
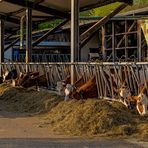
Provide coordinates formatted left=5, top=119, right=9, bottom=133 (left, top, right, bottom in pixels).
left=0, top=0, right=133, bottom=30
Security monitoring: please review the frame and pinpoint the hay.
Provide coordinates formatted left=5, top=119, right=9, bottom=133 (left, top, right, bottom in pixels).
left=41, top=99, right=135, bottom=136
left=40, top=99, right=148, bottom=139
left=0, top=84, right=147, bottom=140
left=0, top=84, right=62, bottom=113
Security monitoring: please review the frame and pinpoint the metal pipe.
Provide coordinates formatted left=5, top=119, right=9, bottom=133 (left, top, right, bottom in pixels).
left=0, top=19, right=4, bottom=76
left=71, top=0, right=80, bottom=84
left=26, top=8, right=32, bottom=72
left=20, top=15, right=25, bottom=50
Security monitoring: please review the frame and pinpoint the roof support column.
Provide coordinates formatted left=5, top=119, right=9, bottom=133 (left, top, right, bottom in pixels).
left=71, top=0, right=80, bottom=84
left=0, top=19, right=4, bottom=76
left=20, top=15, right=25, bottom=50
left=26, top=8, right=32, bottom=72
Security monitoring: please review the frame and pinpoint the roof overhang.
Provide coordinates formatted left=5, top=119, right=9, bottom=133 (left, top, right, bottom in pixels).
left=0, top=0, right=133, bottom=30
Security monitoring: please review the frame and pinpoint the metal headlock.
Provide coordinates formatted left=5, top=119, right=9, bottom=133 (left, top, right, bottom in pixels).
left=1, top=62, right=148, bottom=99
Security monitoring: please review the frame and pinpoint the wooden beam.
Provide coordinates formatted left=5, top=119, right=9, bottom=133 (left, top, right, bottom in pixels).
left=32, top=19, right=69, bottom=47
left=4, top=0, right=70, bottom=18
left=80, top=3, right=128, bottom=43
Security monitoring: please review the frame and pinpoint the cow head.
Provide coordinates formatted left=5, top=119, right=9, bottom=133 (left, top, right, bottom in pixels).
left=56, top=81, right=66, bottom=96
left=118, top=85, right=133, bottom=108
left=134, top=93, right=148, bottom=115
left=64, top=84, right=76, bottom=101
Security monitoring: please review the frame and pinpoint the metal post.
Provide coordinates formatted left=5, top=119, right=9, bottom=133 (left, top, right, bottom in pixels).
left=0, top=19, right=4, bottom=76
left=112, top=21, right=115, bottom=62
left=26, top=8, right=32, bottom=72
left=71, top=0, right=79, bottom=84
left=20, top=15, right=25, bottom=50
left=125, top=20, right=128, bottom=61
left=102, top=25, right=106, bottom=61
left=137, top=20, right=142, bottom=61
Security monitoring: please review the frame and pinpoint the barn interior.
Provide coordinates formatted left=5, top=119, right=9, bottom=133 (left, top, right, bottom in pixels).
left=0, top=0, right=134, bottom=63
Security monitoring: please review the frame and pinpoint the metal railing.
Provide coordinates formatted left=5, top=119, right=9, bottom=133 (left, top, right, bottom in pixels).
left=1, top=62, right=148, bottom=99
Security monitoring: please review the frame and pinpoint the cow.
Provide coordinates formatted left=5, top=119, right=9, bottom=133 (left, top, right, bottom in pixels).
left=56, top=75, right=71, bottom=96
left=3, top=69, right=18, bottom=83
left=113, top=82, right=133, bottom=108
left=131, top=84, right=148, bottom=115
left=72, top=75, right=98, bottom=100
left=21, top=74, right=48, bottom=90
left=64, top=75, right=85, bottom=101
left=12, top=71, right=39, bottom=87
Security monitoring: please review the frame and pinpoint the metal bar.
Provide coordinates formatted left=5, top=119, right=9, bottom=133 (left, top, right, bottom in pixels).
left=137, top=20, right=142, bottom=61
left=112, top=21, right=115, bottom=62
left=125, top=20, right=128, bottom=61
left=102, top=25, right=106, bottom=60
left=20, top=15, right=25, bottom=50
left=26, top=8, right=32, bottom=72
left=0, top=19, right=4, bottom=76
left=71, top=0, right=79, bottom=84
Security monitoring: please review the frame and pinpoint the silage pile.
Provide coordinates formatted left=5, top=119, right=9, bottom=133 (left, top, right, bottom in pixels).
left=41, top=99, right=137, bottom=136
left=0, top=83, right=62, bottom=113
left=0, top=84, right=147, bottom=140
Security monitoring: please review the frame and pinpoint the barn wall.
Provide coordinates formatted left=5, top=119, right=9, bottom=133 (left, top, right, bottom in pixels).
left=81, top=33, right=99, bottom=61
left=4, top=47, right=13, bottom=61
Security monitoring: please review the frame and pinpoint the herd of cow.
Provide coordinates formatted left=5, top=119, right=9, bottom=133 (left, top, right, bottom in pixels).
left=56, top=71, right=148, bottom=116
left=0, top=69, right=48, bottom=90
left=0, top=68, right=148, bottom=116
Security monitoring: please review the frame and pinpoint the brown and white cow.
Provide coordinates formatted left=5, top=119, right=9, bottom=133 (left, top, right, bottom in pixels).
left=20, top=74, right=48, bottom=90
left=64, top=75, right=85, bottom=101
left=131, top=85, right=148, bottom=115
left=12, top=71, right=39, bottom=87
left=113, top=82, right=132, bottom=108
left=72, top=75, right=98, bottom=100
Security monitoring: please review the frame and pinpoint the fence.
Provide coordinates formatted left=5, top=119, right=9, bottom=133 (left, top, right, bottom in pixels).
left=1, top=62, right=148, bottom=99
left=13, top=54, right=70, bottom=62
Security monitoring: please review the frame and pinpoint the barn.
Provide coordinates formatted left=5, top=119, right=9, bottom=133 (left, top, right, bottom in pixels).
left=4, top=6, right=148, bottom=63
